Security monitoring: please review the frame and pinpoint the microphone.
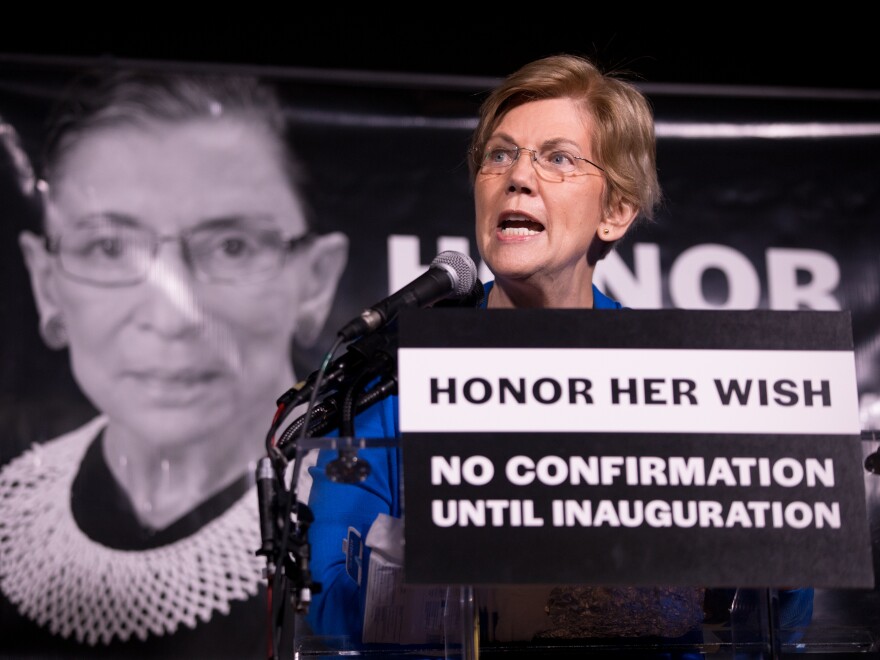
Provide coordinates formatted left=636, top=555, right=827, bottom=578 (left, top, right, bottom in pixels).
left=276, top=321, right=399, bottom=409
left=275, top=275, right=486, bottom=435
left=255, top=457, right=278, bottom=560
left=337, top=250, right=477, bottom=341
left=432, top=274, right=486, bottom=310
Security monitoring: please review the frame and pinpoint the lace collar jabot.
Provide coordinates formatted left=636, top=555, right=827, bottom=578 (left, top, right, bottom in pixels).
left=0, top=417, right=265, bottom=645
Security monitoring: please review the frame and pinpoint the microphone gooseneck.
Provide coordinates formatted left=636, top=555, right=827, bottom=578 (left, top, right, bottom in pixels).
left=336, top=250, right=477, bottom=341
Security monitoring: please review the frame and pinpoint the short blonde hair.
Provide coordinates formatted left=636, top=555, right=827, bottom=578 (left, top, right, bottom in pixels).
left=469, top=54, right=661, bottom=227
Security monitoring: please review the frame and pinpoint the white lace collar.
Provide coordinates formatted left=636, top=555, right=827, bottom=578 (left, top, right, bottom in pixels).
left=0, top=417, right=265, bottom=645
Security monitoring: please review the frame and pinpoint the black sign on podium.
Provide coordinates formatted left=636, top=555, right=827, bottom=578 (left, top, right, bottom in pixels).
left=397, top=308, right=874, bottom=588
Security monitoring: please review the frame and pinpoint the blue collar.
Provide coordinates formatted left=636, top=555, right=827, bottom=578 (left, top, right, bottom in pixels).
left=480, top=280, right=623, bottom=309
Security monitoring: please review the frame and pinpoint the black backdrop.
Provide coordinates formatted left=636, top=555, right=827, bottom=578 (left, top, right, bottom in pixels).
left=1, top=54, right=879, bottom=653
left=2, top=53, right=880, bottom=488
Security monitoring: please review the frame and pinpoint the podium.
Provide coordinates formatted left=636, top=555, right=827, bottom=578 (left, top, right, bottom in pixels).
left=282, top=308, right=876, bottom=657
left=286, top=437, right=880, bottom=659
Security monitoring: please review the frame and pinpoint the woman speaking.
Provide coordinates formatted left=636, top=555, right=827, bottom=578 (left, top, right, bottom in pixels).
left=304, top=53, right=814, bottom=652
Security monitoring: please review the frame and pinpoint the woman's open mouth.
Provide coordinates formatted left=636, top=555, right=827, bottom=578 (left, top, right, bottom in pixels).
left=499, top=213, right=544, bottom=237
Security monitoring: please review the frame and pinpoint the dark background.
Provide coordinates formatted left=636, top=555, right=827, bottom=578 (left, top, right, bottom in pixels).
left=2, top=16, right=879, bottom=656
left=3, top=17, right=879, bottom=91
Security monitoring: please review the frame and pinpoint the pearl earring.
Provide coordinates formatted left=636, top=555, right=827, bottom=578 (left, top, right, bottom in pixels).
left=40, top=315, right=68, bottom=350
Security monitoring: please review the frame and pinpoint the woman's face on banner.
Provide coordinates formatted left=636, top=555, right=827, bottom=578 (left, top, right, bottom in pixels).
left=28, top=117, right=337, bottom=447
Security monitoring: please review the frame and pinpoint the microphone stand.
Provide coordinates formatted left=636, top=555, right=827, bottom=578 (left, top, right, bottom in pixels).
left=256, top=433, right=321, bottom=660
left=278, top=358, right=398, bottom=481
left=257, top=284, right=482, bottom=658
left=257, top=333, right=400, bottom=659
